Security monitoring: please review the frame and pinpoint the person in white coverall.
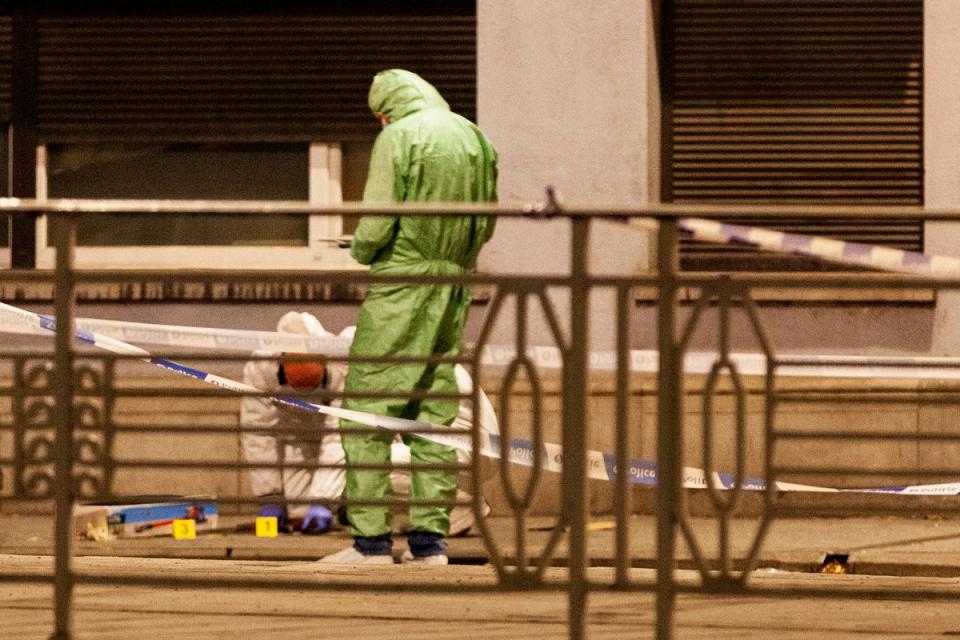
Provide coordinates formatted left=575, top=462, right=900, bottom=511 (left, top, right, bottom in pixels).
left=240, top=311, right=496, bottom=536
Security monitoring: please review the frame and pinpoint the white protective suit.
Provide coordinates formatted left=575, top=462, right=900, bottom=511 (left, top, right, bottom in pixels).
left=239, top=312, right=497, bottom=534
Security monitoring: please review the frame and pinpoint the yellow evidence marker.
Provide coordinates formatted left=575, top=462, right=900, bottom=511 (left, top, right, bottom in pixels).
left=172, top=518, right=197, bottom=540
left=255, top=516, right=279, bottom=538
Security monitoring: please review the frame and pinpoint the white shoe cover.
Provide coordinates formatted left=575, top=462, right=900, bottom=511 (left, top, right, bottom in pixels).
left=448, top=498, right=492, bottom=537
left=318, top=546, right=394, bottom=565
left=401, top=549, right=449, bottom=566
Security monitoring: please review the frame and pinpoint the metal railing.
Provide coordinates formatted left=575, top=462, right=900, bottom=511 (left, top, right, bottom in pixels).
left=2, top=199, right=960, bottom=639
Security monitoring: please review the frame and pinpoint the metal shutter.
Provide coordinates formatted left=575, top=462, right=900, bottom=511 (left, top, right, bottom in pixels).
left=35, top=5, right=475, bottom=142
left=0, top=15, right=10, bottom=121
left=664, top=0, right=923, bottom=271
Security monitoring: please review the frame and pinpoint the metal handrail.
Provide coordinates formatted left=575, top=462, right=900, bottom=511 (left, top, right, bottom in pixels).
left=0, top=197, right=955, bottom=220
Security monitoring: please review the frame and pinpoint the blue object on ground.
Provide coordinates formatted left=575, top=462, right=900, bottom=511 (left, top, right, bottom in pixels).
left=301, top=504, right=333, bottom=534
left=258, top=503, right=288, bottom=530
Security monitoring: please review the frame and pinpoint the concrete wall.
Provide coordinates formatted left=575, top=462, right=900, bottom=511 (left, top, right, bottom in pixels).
left=6, top=368, right=955, bottom=518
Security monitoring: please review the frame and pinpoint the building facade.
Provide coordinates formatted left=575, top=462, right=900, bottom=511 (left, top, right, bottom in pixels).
left=0, top=1, right=952, bottom=356
left=2, top=0, right=959, bottom=514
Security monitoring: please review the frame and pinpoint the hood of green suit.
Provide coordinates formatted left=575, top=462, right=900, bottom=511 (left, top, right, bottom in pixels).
left=367, top=69, right=450, bottom=122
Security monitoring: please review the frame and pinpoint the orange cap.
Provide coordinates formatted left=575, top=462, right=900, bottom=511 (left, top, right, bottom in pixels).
left=278, top=353, right=327, bottom=390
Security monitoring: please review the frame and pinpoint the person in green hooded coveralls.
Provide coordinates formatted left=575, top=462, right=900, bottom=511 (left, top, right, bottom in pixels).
left=320, top=69, right=498, bottom=565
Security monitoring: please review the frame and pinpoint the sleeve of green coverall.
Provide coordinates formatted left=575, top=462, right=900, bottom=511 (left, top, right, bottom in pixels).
left=459, top=141, right=499, bottom=269
left=351, top=129, right=408, bottom=264
left=477, top=143, right=500, bottom=251
left=480, top=147, right=499, bottom=244
left=351, top=215, right=397, bottom=265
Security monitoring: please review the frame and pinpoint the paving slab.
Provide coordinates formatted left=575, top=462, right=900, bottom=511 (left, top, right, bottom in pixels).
left=1, top=554, right=960, bottom=639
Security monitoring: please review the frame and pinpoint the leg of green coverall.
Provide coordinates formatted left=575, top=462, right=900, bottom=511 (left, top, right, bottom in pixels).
left=407, top=362, right=460, bottom=535
left=342, top=420, right=394, bottom=538
left=408, top=436, right=458, bottom=535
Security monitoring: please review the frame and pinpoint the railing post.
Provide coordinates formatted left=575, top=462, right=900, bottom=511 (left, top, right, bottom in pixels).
left=565, top=216, right=590, bottom=639
left=656, top=217, right=681, bottom=640
left=50, top=214, right=76, bottom=640
left=614, top=282, right=632, bottom=587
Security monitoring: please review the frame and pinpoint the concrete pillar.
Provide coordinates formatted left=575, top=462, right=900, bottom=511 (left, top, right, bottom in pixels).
left=476, top=0, right=658, bottom=349
left=925, top=0, right=960, bottom=354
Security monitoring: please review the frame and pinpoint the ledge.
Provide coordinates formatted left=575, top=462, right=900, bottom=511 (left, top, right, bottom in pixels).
left=0, top=274, right=494, bottom=304
left=0, top=269, right=929, bottom=306
left=633, top=281, right=936, bottom=305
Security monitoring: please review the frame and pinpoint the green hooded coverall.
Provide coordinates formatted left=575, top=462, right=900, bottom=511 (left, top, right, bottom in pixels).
left=341, top=69, right=498, bottom=538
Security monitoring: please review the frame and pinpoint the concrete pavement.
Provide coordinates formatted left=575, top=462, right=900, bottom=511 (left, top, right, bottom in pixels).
left=3, top=513, right=960, bottom=576
left=2, top=513, right=960, bottom=638
left=1, top=554, right=959, bottom=639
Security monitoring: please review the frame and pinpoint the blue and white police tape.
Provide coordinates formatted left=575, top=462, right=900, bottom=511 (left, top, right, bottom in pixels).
left=0, top=302, right=462, bottom=438
left=7, top=306, right=960, bottom=381
left=4, top=300, right=960, bottom=496
left=678, top=217, right=960, bottom=278
left=0, top=307, right=352, bottom=356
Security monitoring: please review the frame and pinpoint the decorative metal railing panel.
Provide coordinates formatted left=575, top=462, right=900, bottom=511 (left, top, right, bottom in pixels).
left=0, top=200, right=959, bottom=640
